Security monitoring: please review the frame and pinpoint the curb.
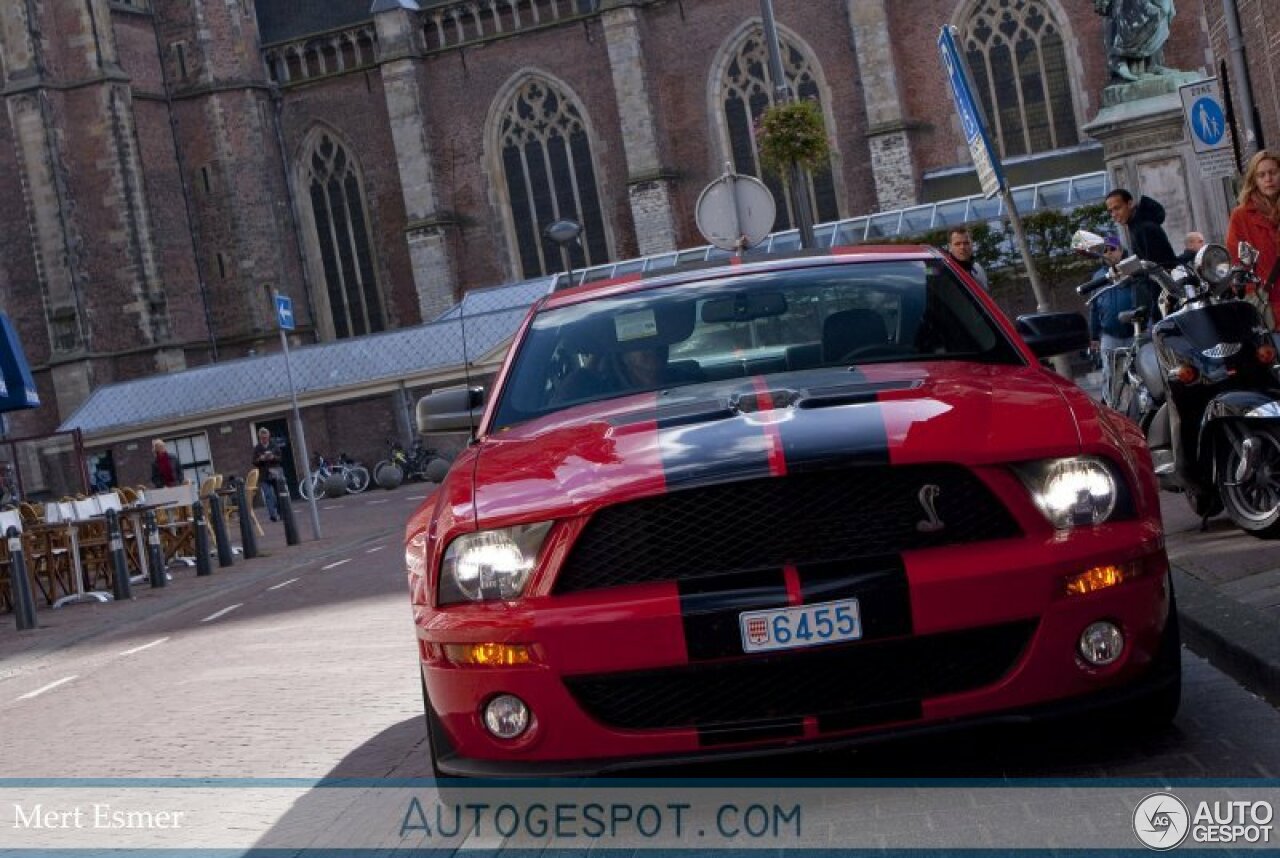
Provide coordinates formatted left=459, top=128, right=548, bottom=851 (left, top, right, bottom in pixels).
left=1173, top=566, right=1280, bottom=706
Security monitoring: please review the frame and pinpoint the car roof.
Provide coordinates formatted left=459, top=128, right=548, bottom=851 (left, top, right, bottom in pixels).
left=538, top=245, right=944, bottom=311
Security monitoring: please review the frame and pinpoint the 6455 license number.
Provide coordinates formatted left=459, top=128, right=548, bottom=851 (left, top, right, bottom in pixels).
left=738, top=598, right=862, bottom=654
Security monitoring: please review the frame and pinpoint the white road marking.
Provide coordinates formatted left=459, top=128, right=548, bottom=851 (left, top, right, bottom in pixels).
left=366, top=499, right=390, bottom=505
left=18, top=676, right=78, bottom=700
left=321, top=504, right=341, bottom=510
left=365, top=545, right=386, bottom=553
left=268, top=577, right=300, bottom=591
left=321, top=558, right=351, bottom=570
left=406, top=495, right=428, bottom=500
left=119, top=638, right=169, bottom=657
left=201, top=603, right=243, bottom=623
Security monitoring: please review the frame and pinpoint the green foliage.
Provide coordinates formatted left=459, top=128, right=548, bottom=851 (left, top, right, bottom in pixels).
left=755, top=101, right=831, bottom=177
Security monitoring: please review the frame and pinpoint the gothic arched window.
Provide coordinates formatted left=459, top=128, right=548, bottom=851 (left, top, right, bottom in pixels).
left=718, top=29, right=839, bottom=231
left=497, top=77, right=608, bottom=278
left=304, top=132, right=384, bottom=339
left=961, top=0, right=1079, bottom=158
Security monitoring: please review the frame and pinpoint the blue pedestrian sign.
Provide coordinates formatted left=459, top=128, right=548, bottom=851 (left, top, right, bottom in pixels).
left=1178, top=77, right=1234, bottom=180
left=275, top=294, right=295, bottom=331
left=1190, top=97, right=1225, bottom=147
left=938, top=26, right=1005, bottom=199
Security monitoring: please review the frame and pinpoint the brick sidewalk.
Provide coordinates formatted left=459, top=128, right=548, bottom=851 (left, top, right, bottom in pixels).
left=0, top=484, right=430, bottom=676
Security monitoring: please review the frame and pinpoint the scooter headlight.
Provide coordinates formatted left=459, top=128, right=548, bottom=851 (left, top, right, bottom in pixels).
left=1195, top=243, right=1232, bottom=289
left=1015, top=457, right=1128, bottom=530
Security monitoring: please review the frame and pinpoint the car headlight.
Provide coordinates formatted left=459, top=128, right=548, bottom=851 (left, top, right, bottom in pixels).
left=1014, top=457, right=1124, bottom=530
left=439, top=522, right=553, bottom=604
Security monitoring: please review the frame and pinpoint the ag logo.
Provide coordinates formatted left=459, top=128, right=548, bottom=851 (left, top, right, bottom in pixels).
left=1134, top=792, right=1190, bottom=850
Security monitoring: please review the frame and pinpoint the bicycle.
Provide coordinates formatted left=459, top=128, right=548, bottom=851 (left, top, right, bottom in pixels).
left=298, top=453, right=370, bottom=500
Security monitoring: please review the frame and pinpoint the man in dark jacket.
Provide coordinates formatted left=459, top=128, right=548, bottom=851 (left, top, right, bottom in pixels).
left=1105, top=188, right=1178, bottom=269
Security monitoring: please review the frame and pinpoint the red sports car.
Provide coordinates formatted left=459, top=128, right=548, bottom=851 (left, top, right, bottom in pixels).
left=405, top=247, right=1178, bottom=776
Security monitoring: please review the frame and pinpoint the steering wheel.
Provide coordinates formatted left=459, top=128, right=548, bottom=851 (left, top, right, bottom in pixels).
left=838, top=343, right=910, bottom=363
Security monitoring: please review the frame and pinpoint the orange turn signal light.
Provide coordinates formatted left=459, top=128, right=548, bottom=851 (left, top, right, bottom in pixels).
left=443, top=642, right=534, bottom=667
left=1064, top=563, right=1132, bottom=596
left=1257, top=343, right=1277, bottom=365
left=1169, top=364, right=1199, bottom=384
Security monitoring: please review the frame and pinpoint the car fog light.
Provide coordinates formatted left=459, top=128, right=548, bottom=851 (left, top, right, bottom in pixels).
left=483, top=694, right=530, bottom=739
left=1078, top=621, right=1124, bottom=666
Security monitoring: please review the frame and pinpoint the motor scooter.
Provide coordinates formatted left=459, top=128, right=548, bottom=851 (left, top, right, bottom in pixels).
left=1073, top=231, right=1280, bottom=537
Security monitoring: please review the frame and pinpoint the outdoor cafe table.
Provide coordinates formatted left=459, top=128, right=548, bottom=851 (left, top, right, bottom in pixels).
left=43, top=501, right=111, bottom=608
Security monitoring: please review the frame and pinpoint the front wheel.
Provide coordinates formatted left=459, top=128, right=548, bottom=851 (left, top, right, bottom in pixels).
left=345, top=466, right=370, bottom=493
left=1218, top=424, right=1280, bottom=538
left=298, top=473, right=320, bottom=501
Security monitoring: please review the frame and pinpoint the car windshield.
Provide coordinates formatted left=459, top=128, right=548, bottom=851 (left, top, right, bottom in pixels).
left=490, top=259, right=1022, bottom=430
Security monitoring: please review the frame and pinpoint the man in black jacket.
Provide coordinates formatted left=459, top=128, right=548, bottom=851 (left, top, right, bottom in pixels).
left=1105, top=188, right=1178, bottom=269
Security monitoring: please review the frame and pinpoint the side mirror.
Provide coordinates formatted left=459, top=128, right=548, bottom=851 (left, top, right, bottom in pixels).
left=1014, top=312, right=1090, bottom=358
left=1071, top=230, right=1107, bottom=257
left=416, top=386, right=485, bottom=434
left=1238, top=241, right=1259, bottom=268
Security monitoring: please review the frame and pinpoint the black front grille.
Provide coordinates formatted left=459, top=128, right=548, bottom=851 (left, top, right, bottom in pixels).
left=563, top=621, right=1036, bottom=734
left=554, top=465, right=1020, bottom=593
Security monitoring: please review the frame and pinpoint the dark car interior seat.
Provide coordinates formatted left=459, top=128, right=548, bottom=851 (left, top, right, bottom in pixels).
left=822, top=309, right=889, bottom=362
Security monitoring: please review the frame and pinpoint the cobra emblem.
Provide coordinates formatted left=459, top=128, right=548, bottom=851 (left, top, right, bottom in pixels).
left=916, top=484, right=944, bottom=533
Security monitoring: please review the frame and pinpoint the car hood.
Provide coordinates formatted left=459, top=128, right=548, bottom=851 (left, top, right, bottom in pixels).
left=468, top=362, right=1083, bottom=524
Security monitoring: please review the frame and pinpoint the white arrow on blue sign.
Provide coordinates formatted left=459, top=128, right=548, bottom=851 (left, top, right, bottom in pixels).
left=275, top=294, right=295, bottom=331
left=938, top=26, right=1005, bottom=199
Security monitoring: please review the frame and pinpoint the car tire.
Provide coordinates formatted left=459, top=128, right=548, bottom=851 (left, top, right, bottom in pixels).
left=421, top=675, right=463, bottom=806
left=1124, top=588, right=1182, bottom=729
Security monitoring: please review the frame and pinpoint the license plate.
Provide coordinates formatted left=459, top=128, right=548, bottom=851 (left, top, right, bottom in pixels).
left=738, top=598, right=862, bottom=653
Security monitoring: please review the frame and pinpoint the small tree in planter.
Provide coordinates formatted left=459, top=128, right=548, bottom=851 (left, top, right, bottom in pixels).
left=755, top=99, right=831, bottom=178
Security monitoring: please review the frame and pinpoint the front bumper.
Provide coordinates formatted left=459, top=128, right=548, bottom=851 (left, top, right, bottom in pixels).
left=418, top=529, right=1173, bottom=776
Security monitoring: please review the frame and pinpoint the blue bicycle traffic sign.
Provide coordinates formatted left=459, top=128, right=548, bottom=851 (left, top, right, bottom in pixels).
left=275, top=294, right=295, bottom=331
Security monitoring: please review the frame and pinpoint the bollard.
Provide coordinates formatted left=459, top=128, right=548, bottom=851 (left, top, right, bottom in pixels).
left=144, top=509, right=167, bottom=588
left=233, top=478, right=258, bottom=560
left=208, top=494, right=235, bottom=567
left=105, top=509, right=132, bottom=601
left=276, top=476, right=299, bottom=546
left=7, top=526, right=37, bottom=631
left=191, top=495, right=213, bottom=576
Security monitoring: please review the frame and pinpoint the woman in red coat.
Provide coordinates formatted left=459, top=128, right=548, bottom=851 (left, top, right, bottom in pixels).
left=1226, top=149, right=1280, bottom=326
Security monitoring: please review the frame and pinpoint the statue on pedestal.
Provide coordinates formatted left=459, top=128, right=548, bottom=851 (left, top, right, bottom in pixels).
left=1094, top=0, right=1178, bottom=82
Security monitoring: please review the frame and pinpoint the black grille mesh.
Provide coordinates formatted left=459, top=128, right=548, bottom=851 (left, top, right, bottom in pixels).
left=554, top=465, right=1020, bottom=593
left=563, top=621, right=1036, bottom=732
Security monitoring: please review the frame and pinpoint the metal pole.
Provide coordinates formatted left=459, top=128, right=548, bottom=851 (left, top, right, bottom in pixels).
left=234, top=477, right=258, bottom=560
left=760, top=0, right=815, bottom=249
left=106, top=509, right=132, bottom=601
left=275, top=291, right=322, bottom=539
left=7, top=526, right=37, bottom=631
left=1222, top=0, right=1260, bottom=161
left=1001, top=185, right=1071, bottom=376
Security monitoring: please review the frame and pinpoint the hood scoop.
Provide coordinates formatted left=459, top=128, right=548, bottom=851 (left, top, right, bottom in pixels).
left=798, top=378, right=922, bottom=409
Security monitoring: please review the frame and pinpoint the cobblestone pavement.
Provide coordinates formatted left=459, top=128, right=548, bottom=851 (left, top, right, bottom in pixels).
left=0, top=482, right=1278, bottom=852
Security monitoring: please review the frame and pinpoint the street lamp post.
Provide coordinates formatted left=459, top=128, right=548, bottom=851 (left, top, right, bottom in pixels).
left=760, top=0, right=816, bottom=249
left=543, top=219, right=583, bottom=288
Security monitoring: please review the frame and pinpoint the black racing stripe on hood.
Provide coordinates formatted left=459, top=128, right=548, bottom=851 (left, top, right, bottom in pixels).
left=656, top=411, right=774, bottom=489
left=678, top=568, right=789, bottom=662
left=776, top=389, right=890, bottom=474
left=796, top=556, right=912, bottom=641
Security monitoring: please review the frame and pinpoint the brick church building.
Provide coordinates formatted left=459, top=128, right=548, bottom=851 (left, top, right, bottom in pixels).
left=0, top=0, right=1211, bottom=438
